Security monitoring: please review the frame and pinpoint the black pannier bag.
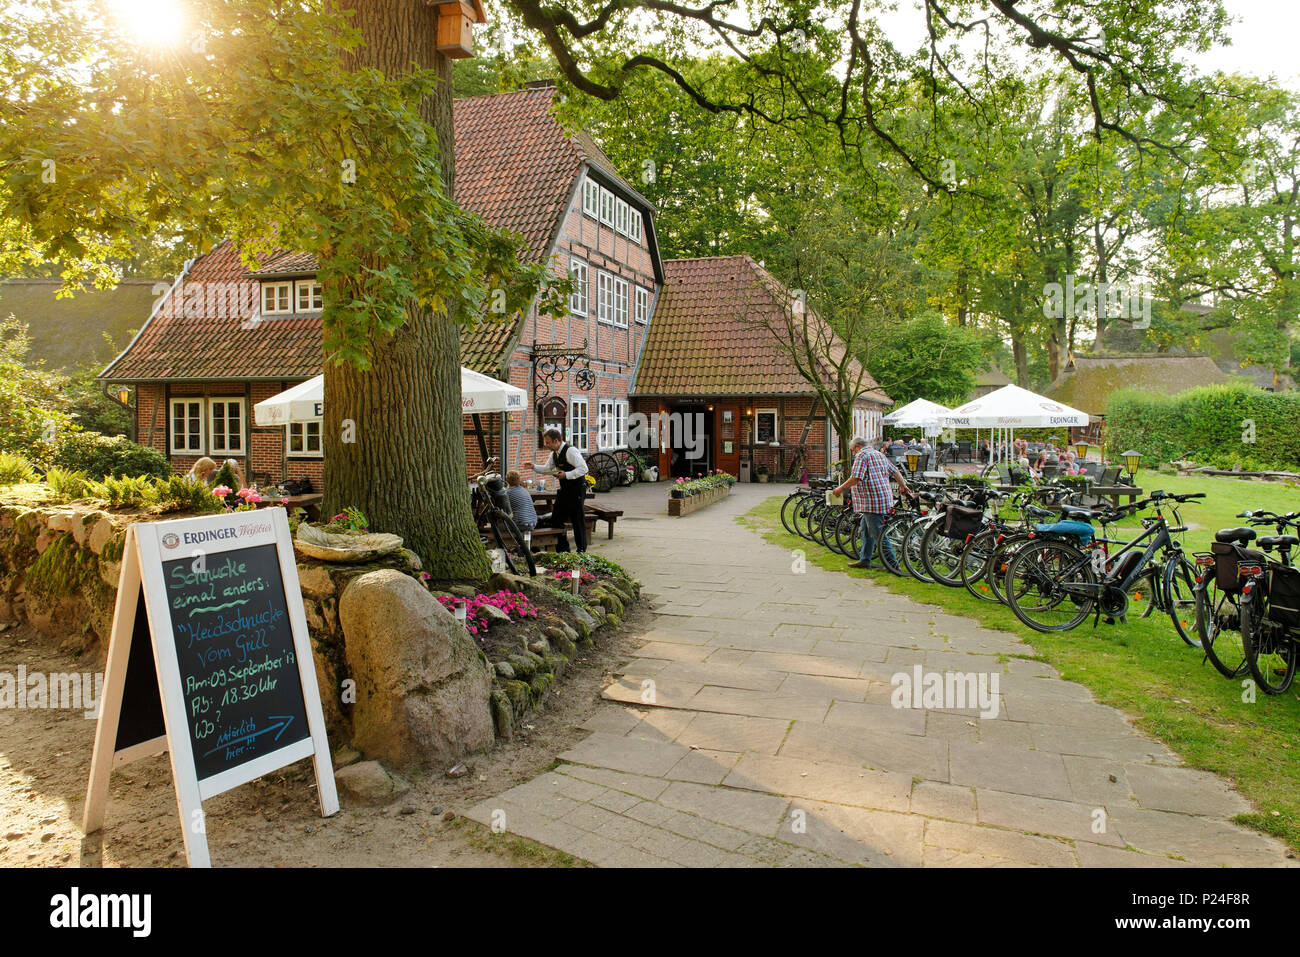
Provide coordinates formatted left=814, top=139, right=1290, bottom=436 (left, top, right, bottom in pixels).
left=1267, top=564, right=1300, bottom=627
left=1211, top=541, right=1266, bottom=593
left=943, top=505, right=983, bottom=541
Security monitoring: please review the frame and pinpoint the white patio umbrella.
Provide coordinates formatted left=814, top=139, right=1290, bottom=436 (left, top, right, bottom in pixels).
left=941, top=385, right=1088, bottom=466
left=881, top=398, right=951, bottom=430
left=253, top=367, right=527, bottom=426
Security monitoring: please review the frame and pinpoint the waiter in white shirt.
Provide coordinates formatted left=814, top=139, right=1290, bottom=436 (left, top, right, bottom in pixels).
left=528, top=427, right=590, bottom=553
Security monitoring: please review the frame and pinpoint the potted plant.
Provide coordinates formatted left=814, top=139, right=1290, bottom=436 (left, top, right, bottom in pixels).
left=670, top=478, right=686, bottom=498
left=756, top=464, right=770, bottom=483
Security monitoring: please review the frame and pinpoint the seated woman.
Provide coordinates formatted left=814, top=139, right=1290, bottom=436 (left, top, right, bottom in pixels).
left=503, top=470, right=538, bottom=532
left=186, top=456, right=218, bottom=485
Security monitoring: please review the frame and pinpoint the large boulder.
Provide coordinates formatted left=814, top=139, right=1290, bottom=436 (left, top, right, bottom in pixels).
left=338, top=569, right=493, bottom=770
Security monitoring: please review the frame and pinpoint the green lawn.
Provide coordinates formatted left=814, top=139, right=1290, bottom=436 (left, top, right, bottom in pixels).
left=738, top=470, right=1300, bottom=854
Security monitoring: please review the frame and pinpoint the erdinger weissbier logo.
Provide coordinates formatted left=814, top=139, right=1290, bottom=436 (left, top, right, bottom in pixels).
left=161, top=533, right=180, bottom=550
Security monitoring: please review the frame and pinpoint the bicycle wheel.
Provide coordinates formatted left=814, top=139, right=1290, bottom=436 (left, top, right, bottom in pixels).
left=988, top=532, right=1032, bottom=605
left=815, top=505, right=843, bottom=551
left=1005, top=539, right=1096, bottom=632
left=834, top=509, right=862, bottom=559
left=793, top=495, right=817, bottom=539
left=780, top=493, right=803, bottom=535
left=488, top=510, right=537, bottom=577
left=879, top=515, right=909, bottom=576
left=1241, top=585, right=1297, bottom=695
left=802, top=500, right=826, bottom=543
left=901, top=518, right=936, bottom=582
left=920, top=519, right=968, bottom=587
left=1197, top=577, right=1248, bottom=679
left=960, top=529, right=1000, bottom=603
left=1162, top=553, right=1201, bottom=648
left=1124, top=566, right=1157, bottom=620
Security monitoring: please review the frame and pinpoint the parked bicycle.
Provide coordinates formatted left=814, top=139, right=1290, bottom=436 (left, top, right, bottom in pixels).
left=1193, top=510, right=1296, bottom=680
left=1002, top=490, right=1202, bottom=638
left=1234, top=515, right=1300, bottom=694
left=471, top=457, right=536, bottom=577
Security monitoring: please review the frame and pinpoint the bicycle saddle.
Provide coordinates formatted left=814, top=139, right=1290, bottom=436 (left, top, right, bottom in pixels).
left=1257, top=535, right=1299, bottom=550
left=1060, top=505, right=1099, bottom=521
left=1024, top=505, right=1055, bottom=519
left=1215, top=527, right=1257, bottom=544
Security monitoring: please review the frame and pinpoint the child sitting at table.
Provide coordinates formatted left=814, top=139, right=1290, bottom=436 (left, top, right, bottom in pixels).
left=503, top=470, right=538, bottom=531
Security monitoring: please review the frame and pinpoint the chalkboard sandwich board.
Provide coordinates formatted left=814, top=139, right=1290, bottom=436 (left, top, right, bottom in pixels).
left=83, top=508, right=339, bottom=867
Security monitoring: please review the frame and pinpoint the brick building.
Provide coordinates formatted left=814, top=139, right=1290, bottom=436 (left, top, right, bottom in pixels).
left=99, top=84, right=887, bottom=486
left=632, top=255, right=888, bottom=480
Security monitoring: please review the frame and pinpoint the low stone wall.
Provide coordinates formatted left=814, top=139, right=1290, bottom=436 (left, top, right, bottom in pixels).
left=667, top=484, right=731, bottom=516
left=0, top=504, right=488, bottom=772
left=479, top=570, right=640, bottom=741
left=0, top=502, right=640, bottom=783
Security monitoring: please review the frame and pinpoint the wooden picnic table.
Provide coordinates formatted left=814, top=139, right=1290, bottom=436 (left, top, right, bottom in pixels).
left=528, top=488, right=594, bottom=510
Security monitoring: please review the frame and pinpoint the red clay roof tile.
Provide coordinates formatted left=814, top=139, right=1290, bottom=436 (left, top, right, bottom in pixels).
left=633, top=255, right=888, bottom=402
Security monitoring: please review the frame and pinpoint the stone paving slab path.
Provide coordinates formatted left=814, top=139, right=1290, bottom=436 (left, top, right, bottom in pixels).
left=466, top=484, right=1295, bottom=867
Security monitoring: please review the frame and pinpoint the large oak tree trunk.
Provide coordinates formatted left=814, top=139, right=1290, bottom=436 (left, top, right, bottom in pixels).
left=321, top=0, right=490, bottom=580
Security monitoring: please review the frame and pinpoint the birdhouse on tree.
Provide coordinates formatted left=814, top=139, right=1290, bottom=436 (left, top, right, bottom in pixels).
left=427, top=0, right=487, bottom=59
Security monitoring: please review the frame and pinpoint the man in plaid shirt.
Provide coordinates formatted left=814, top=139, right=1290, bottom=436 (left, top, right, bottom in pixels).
left=833, top=436, right=913, bottom=569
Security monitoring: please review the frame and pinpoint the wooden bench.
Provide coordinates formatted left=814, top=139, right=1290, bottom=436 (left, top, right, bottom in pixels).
left=585, top=504, right=624, bottom=540
left=502, top=514, right=599, bottom=552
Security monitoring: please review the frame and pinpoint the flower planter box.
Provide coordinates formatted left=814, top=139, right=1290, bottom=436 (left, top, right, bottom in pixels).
left=667, top=483, right=731, bottom=516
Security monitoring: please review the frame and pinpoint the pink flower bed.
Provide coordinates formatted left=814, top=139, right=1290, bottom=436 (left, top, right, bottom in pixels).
left=430, top=588, right=538, bottom=641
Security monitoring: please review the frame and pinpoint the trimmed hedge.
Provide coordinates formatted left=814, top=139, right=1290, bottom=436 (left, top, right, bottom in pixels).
left=1106, top=385, right=1300, bottom=470
left=49, top=433, right=171, bottom=480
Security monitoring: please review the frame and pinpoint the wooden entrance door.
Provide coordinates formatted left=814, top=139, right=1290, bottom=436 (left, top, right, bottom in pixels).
left=656, top=401, right=671, bottom=478
left=715, top=403, right=742, bottom=477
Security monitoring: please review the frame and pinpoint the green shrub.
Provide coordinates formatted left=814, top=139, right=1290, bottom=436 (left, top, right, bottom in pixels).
left=535, top=551, right=630, bottom=579
left=151, top=475, right=225, bottom=514
left=0, top=452, right=37, bottom=485
left=49, top=433, right=170, bottom=480
left=1107, top=385, right=1300, bottom=470
left=45, top=467, right=93, bottom=499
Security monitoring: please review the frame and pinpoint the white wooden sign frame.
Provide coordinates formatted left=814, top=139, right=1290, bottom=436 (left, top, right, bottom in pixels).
left=83, top=508, right=338, bottom=867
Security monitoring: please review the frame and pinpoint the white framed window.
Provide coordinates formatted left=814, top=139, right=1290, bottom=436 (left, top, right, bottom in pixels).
left=634, top=286, right=650, bottom=324
left=600, top=187, right=615, bottom=227
left=295, top=279, right=323, bottom=312
left=755, top=407, right=779, bottom=444
left=615, top=198, right=628, bottom=235
left=261, top=281, right=292, bottom=315
left=613, top=276, right=629, bottom=328
left=288, top=419, right=322, bottom=456
left=569, top=397, right=588, bottom=450
left=628, top=209, right=642, bottom=242
left=171, top=399, right=205, bottom=454
left=597, top=271, right=615, bottom=324
left=597, top=399, right=629, bottom=449
left=597, top=399, right=616, bottom=450
left=569, top=258, right=588, bottom=315
left=583, top=177, right=600, bottom=217
left=208, top=398, right=245, bottom=455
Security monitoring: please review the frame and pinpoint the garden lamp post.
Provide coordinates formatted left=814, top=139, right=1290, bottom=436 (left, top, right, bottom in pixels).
left=906, top=450, right=920, bottom=479
left=1075, top=440, right=1090, bottom=462
left=1121, top=450, right=1142, bottom=484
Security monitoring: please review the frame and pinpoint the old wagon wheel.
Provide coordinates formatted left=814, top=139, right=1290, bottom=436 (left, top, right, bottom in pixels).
left=611, top=448, right=640, bottom=485
left=586, top=451, right=620, bottom=492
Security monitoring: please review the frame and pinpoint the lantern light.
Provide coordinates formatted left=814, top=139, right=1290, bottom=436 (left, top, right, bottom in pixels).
left=1121, top=449, right=1142, bottom=479
left=1075, top=440, right=1090, bottom=462
left=906, top=451, right=920, bottom=474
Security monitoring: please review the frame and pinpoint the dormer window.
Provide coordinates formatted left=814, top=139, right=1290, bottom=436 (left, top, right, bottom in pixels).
left=295, top=279, right=323, bottom=312
left=261, top=281, right=292, bottom=315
